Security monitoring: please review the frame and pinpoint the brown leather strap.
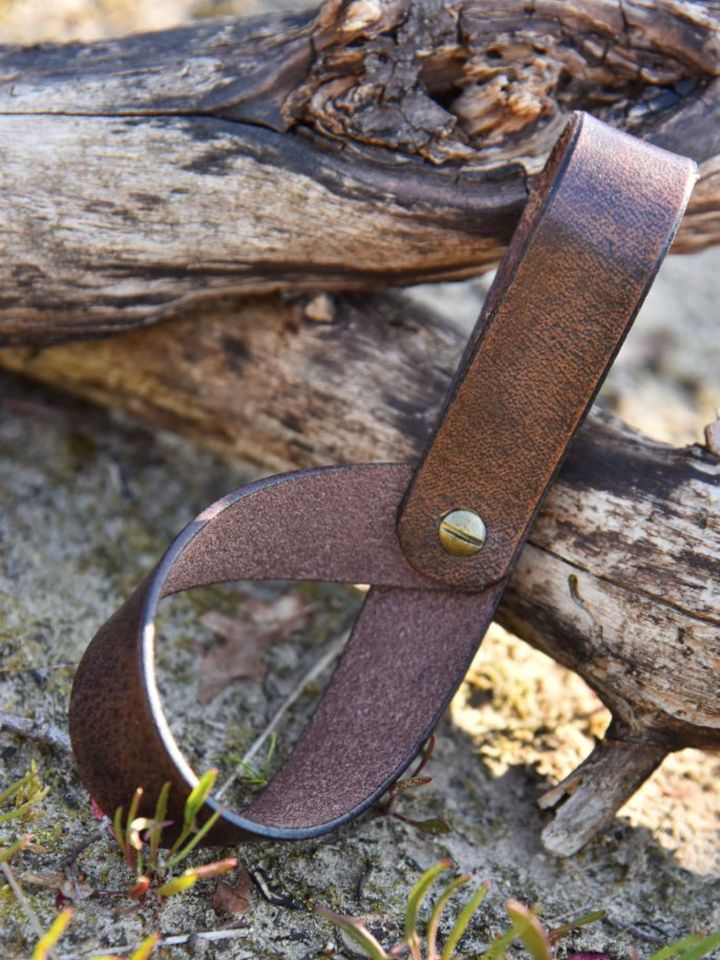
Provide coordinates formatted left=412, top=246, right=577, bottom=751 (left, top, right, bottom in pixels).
left=69, top=465, right=504, bottom=841
left=69, top=113, right=695, bottom=843
left=397, top=113, right=695, bottom=589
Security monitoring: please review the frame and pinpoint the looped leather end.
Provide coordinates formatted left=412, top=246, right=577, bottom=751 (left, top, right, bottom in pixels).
left=69, top=464, right=503, bottom=842
left=69, top=112, right=696, bottom=844
left=396, top=111, right=696, bottom=589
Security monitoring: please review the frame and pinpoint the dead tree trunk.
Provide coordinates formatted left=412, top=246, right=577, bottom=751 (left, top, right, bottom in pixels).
left=1, top=290, right=717, bottom=856
left=0, top=0, right=719, bottom=340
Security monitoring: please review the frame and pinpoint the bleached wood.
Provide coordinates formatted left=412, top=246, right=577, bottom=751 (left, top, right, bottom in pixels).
left=0, top=0, right=718, bottom=340
left=0, top=0, right=717, bottom=855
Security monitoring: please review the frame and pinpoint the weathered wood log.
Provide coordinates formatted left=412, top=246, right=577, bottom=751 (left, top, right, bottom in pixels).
left=0, top=0, right=719, bottom=341
left=1, top=290, right=717, bottom=856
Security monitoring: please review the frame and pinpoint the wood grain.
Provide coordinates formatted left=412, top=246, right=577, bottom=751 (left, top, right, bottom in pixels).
left=0, top=0, right=718, bottom=339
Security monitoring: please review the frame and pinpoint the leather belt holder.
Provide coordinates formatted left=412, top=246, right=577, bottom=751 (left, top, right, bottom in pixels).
left=69, top=112, right=696, bottom=844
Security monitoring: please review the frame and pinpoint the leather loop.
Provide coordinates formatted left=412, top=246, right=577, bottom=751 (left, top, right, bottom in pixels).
left=69, top=112, right=696, bottom=843
left=69, top=465, right=504, bottom=841
left=396, top=113, right=695, bottom=589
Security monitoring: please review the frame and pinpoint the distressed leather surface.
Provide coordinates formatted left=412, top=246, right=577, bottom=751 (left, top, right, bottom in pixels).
left=69, top=465, right=504, bottom=841
left=397, top=113, right=695, bottom=588
left=69, top=112, right=696, bottom=842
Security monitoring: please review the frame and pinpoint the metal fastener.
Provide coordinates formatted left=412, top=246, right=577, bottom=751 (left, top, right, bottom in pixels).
left=438, top=509, right=487, bottom=557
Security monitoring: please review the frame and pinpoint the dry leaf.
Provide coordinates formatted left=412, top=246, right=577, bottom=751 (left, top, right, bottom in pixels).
left=198, top=593, right=312, bottom=702
left=211, top=866, right=251, bottom=916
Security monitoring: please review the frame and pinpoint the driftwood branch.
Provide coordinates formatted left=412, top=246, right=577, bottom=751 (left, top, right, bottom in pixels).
left=1, top=289, right=717, bottom=856
left=0, top=0, right=719, bottom=340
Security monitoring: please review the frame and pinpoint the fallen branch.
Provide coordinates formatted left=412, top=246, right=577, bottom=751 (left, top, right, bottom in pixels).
left=0, top=0, right=718, bottom=340
left=1, top=289, right=717, bottom=855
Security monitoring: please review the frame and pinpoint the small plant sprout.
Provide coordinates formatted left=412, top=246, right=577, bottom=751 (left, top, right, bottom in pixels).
left=318, top=859, right=489, bottom=960
left=1, top=766, right=49, bottom=954
left=31, top=913, right=160, bottom=960
left=318, top=860, right=720, bottom=960
left=233, top=731, right=278, bottom=786
left=380, top=737, right=451, bottom=835
left=0, top=762, right=49, bottom=826
left=547, top=910, right=606, bottom=945
left=0, top=833, right=31, bottom=865
left=31, top=908, right=73, bottom=960
left=110, top=769, right=236, bottom=902
left=96, top=932, right=161, bottom=960
left=505, top=901, right=552, bottom=960
left=647, top=931, right=720, bottom=960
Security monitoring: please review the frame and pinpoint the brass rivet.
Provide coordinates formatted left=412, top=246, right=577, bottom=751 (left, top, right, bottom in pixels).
left=438, top=509, right=487, bottom=557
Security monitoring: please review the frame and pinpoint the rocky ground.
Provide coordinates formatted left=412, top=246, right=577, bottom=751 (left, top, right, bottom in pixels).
left=0, top=2, right=718, bottom=959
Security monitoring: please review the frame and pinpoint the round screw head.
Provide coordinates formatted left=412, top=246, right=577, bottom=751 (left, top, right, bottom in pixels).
left=438, top=509, right=487, bottom=557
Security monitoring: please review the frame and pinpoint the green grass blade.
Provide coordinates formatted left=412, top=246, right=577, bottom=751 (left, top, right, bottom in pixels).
left=157, top=861, right=234, bottom=899
left=156, top=871, right=198, bottom=897
left=129, top=932, right=160, bottom=960
left=125, top=786, right=143, bottom=863
left=656, top=931, right=720, bottom=960
left=0, top=775, right=26, bottom=807
left=167, top=771, right=217, bottom=857
left=165, top=809, right=222, bottom=867
left=479, top=926, right=516, bottom=960
left=113, top=805, right=126, bottom=857
left=235, top=760, right=265, bottom=785
left=167, top=822, right=191, bottom=857
left=393, top=814, right=452, bottom=835
left=506, top=901, right=552, bottom=960
left=184, top=769, right=217, bottom=828
left=404, top=859, right=453, bottom=945
left=31, top=909, right=73, bottom=960
left=232, top=735, right=278, bottom=786
left=549, top=910, right=606, bottom=944
left=127, top=787, right=143, bottom=829
left=190, top=857, right=237, bottom=880
left=0, top=835, right=29, bottom=865
left=650, top=934, right=708, bottom=960
left=441, top=880, right=490, bottom=960
left=426, top=874, right=470, bottom=960
left=317, top=906, right=390, bottom=960
left=0, top=784, right=49, bottom=824
left=150, top=782, right=171, bottom=871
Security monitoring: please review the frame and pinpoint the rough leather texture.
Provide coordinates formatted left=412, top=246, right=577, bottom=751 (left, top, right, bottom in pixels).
left=397, top=113, right=695, bottom=588
left=69, top=465, right=504, bottom=840
left=69, top=112, right=695, bottom=843
left=162, top=465, right=431, bottom=595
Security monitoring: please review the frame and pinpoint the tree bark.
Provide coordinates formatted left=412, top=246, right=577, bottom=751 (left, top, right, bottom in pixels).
left=0, top=0, right=719, bottom=340
left=1, top=289, right=717, bottom=855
